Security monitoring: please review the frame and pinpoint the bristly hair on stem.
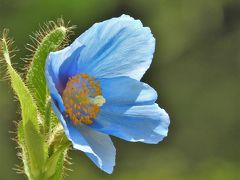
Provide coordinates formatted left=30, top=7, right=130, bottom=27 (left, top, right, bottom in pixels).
left=23, top=18, right=76, bottom=74
left=24, top=18, right=75, bottom=118
left=1, top=20, right=73, bottom=180
left=0, top=29, right=18, bottom=81
left=0, top=29, right=40, bottom=120
left=11, top=120, right=27, bottom=176
left=0, top=30, right=37, bottom=179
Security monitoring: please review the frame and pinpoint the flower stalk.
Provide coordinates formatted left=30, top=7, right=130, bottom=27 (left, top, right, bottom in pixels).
left=0, top=20, right=73, bottom=180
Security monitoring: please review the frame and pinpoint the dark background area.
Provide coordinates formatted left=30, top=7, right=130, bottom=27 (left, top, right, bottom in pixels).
left=0, top=0, right=240, bottom=179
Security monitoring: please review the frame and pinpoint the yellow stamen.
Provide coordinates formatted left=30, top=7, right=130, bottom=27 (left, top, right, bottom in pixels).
left=62, top=73, right=105, bottom=125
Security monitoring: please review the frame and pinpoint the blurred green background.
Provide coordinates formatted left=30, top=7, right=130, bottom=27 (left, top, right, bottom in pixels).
left=0, top=0, right=240, bottom=179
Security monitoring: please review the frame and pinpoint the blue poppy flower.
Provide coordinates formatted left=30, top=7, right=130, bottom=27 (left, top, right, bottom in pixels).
left=45, top=14, right=170, bottom=174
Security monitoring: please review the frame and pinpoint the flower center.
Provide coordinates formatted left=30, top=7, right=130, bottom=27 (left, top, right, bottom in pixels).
left=62, top=73, right=105, bottom=125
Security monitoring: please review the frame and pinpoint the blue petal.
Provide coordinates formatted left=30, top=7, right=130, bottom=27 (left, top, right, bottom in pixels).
left=90, top=76, right=169, bottom=143
left=92, top=103, right=170, bottom=144
left=72, top=14, right=155, bottom=80
left=45, top=59, right=66, bottom=112
left=51, top=100, right=116, bottom=174
left=46, top=14, right=155, bottom=90
left=58, top=45, right=85, bottom=87
left=99, top=76, right=157, bottom=105
left=45, top=43, right=85, bottom=92
left=46, top=58, right=116, bottom=173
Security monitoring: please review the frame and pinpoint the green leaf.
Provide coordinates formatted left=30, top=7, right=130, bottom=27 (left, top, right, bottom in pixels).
left=44, top=98, right=52, bottom=136
left=44, top=143, right=70, bottom=180
left=47, top=150, right=66, bottom=180
left=44, top=124, right=70, bottom=179
left=0, top=31, right=47, bottom=179
left=17, top=120, right=24, bottom=146
left=0, top=31, right=39, bottom=131
left=26, top=21, right=69, bottom=116
left=25, top=121, right=48, bottom=178
left=17, top=121, right=31, bottom=178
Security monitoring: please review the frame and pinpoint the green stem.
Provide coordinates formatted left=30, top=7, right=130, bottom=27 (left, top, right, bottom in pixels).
left=44, top=98, right=52, bottom=136
left=1, top=31, right=47, bottom=179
